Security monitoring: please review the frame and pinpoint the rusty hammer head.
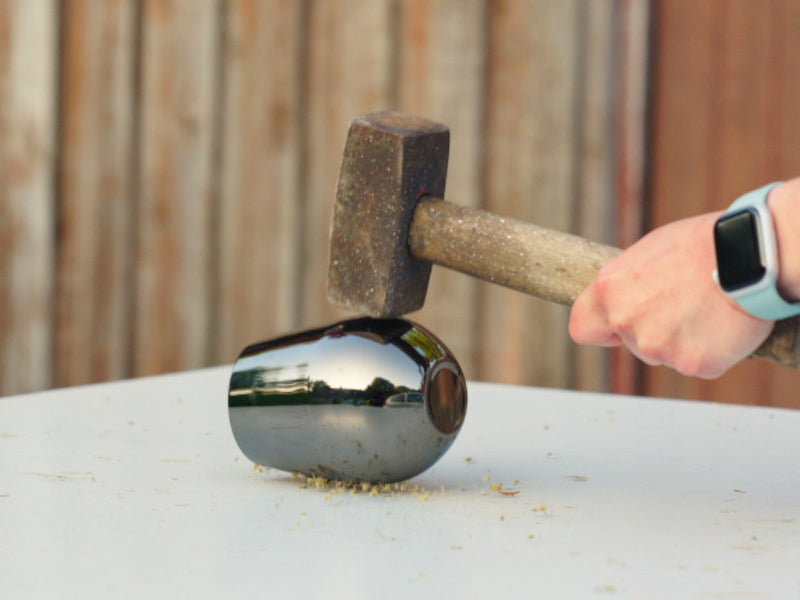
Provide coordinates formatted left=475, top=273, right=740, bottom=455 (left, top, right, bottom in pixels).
left=327, top=112, right=449, bottom=317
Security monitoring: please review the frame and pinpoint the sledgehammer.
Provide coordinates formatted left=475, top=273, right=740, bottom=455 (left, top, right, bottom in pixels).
left=326, top=111, right=800, bottom=369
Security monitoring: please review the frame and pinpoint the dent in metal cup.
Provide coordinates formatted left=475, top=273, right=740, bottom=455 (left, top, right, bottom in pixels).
left=229, top=317, right=467, bottom=483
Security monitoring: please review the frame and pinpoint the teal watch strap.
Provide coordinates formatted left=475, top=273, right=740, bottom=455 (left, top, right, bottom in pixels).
left=722, top=182, right=800, bottom=320
left=727, top=182, right=780, bottom=212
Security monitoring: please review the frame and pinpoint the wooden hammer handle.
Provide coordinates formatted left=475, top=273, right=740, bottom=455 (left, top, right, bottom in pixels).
left=410, top=197, right=620, bottom=305
left=409, top=197, right=800, bottom=369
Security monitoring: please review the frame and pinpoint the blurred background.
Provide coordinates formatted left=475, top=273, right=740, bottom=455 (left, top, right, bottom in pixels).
left=1, top=0, right=799, bottom=408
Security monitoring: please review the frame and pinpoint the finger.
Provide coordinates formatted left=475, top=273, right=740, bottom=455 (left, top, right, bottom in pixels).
left=625, top=343, right=663, bottom=367
left=569, top=288, right=623, bottom=347
left=613, top=323, right=667, bottom=368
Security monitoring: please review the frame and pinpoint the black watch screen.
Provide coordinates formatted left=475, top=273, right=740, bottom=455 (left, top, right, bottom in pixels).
left=713, top=209, right=766, bottom=292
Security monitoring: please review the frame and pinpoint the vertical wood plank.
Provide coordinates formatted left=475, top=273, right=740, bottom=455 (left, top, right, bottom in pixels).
left=614, top=0, right=650, bottom=254
left=0, top=0, right=58, bottom=394
left=215, top=0, right=304, bottom=362
left=134, top=0, right=221, bottom=375
left=55, top=0, right=136, bottom=386
left=396, top=0, right=487, bottom=379
left=301, top=0, right=396, bottom=327
left=770, top=0, right=800, bottom=180
left=645, top=0, right=800, bottom=407
left=480, top=0, right=581, bottom=387
left=572, top=0, right=616, bottom=392
left=609, top=0, right=650, bottom=395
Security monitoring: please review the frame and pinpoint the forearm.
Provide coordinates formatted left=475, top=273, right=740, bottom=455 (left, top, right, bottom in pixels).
left=768, top=177, right=800, bottom=302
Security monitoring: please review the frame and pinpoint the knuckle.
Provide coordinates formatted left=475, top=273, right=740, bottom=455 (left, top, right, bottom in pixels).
left=673, top=353, right=724, bottom=379
left=638, top=342, right=667, bottom=366
left=635, top=330, right=670, bottom=365
left=591, top=270, right=617, bottom=302
left=607, top=311, right=635, bottom=339
left=672, top=354, right=701, bottom=377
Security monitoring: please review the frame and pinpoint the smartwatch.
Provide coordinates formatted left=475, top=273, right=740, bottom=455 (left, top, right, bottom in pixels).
left=712, top=182, right=800, bottom=320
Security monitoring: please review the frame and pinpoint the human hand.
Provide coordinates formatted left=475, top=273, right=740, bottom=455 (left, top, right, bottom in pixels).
left=569, top=212, right=773, bottom=378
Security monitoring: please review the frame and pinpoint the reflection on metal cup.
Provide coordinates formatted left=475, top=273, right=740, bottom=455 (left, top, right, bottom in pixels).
left=229, top=317, right=467, bottom=482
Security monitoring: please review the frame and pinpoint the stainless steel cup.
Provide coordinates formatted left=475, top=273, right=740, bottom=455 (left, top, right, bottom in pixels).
left=229, top=317, right=467, bottom=482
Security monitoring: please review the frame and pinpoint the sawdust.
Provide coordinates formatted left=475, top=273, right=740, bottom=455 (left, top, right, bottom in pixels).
left=251, top=463, right=536, bottom=506
left=291, top=472, right=435, bottom=501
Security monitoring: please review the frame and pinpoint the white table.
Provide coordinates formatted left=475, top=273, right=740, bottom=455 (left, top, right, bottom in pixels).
left=2, top=366, right=799, bottom=599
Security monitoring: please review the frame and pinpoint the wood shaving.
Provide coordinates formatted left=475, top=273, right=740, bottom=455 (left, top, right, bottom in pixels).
left=489, top=482, right=520, bottom=496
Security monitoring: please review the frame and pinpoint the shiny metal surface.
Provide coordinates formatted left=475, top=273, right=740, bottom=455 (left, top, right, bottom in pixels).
left=229, top=317, right=467, bottom=482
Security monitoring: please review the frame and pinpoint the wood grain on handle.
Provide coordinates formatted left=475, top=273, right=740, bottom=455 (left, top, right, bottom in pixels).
left=409, top=197, right=800, bottom=369
left=409, top=197, right=620, bottom=306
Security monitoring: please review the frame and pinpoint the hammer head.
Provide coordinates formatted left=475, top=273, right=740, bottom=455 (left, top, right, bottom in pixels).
left=327, top=112, right=449, bottom=316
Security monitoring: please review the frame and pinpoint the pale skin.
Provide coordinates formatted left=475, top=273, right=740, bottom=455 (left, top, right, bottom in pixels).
left=569, top=178, right=800, bottom=379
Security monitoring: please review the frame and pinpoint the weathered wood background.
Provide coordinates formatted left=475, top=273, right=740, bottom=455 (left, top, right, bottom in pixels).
left=2, top=0, right=798, bottom=408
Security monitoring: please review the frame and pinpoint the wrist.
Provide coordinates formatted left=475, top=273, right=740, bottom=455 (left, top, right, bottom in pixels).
left=767, top=178, right=800, bottom=302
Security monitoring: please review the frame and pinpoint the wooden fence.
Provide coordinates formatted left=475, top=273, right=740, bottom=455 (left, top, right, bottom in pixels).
left=2, top=0, right=649, bottom=396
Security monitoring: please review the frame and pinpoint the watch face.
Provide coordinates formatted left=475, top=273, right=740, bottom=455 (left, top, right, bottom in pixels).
left=714, top=209, right=766, bottom=292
